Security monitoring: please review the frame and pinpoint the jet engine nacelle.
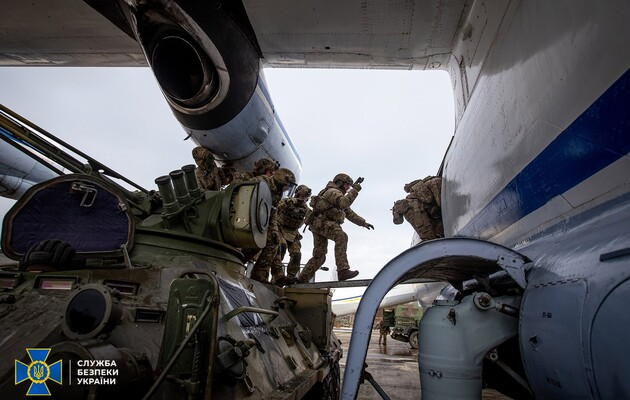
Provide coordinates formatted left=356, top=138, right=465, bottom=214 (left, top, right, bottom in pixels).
left=119, top=0, right=301, bottom=178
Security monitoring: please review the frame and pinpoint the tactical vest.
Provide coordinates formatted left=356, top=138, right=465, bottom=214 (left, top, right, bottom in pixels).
left=280, top=200, right=308, bottom=230
left=424, top=176, right=442, bottom=207
left=408, top=177, right=440, bottom=205
left=312, top=188, right=345, bottom=223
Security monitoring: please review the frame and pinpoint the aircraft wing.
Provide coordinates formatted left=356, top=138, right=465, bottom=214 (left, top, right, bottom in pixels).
left=0, top=1, right=144, bottom=67
left=0, top=141, right=59, bottom=199
left=0, top=0, right=465, bottom=69
left=243, top=0, right=464, bottom=70
left=0, top=0, right=468, bottom=186
left=0, top=103, right=150, bottom=198
left=332, top=282, right=445, bottom=316
left=0, top=0, right=467, bottom=199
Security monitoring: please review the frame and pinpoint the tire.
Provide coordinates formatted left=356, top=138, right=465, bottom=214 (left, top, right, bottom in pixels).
left=408, top=330, right=419, bottom=349
left=303, top=358, right=340, bottom=400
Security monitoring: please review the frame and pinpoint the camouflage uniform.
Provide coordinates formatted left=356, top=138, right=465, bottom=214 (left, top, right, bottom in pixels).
left=231, top=157, right=276, bottom=184
left=220, top=165, right=252, bottom=185
left=217, top=157, right=276, bottom=188
left=277, top=185, right=311, bottom=279
left=250, top=168, right=297, bottom=286
left=192, top=147, right=225, bottom=190
left=298, top=174, right=373, bottom=283
left=378, top=320, right=391, bottom=345
left=393, top=176, right=444, bottom=240
left=253, top=158, right=278, bottom=177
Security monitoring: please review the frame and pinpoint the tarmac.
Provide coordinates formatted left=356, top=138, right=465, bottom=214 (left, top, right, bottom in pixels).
left=336, top=327, right=420, bottom=399
left=335, top=328, right=510, bottom=400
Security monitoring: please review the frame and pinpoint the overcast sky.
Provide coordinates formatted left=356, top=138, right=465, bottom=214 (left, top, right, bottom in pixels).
left=0, top=67, right=454, bottom=281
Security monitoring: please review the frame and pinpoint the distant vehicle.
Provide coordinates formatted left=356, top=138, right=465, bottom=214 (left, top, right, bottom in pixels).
left=382, top=309, right=420, bottom=349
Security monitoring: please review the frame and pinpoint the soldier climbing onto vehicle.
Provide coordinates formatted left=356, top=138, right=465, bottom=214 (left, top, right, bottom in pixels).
left=252, top=157, right=278, bottom=178
left=277, top=184, right=312, bottom=280
left=392, top=175, right=444, bottom=240
left=250, top=167, right=298, bottom=286
left=216, top=156, right=276, bottom=188
left=192, top=146, right=226, bottom=190
left=297, top=173, right=374, bottom=283
left=218, top=164, right=243, bottom=186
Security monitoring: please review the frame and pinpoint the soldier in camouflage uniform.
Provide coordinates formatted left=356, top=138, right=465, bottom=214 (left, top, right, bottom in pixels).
left=277, top=184, right=312, bottom=280
left=297, top=173, right=374, bottom=283
left=192, top=146, right=225, bottom=190
left=392, top=175, right=444, bottom=240
left=219, top=165, right=249, bottom=185
left=252, top=158, right=278, bottom=177
left=250, top=167, right=297, bottom=286
left=377, top=320, right=391, bottom=346
left=214, top=157, right=276, bottom=188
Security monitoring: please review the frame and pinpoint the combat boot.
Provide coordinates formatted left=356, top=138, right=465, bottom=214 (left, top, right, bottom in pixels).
left=338, top=269, right=359, bottom=281
left=274, top=275, right=298, bottom=287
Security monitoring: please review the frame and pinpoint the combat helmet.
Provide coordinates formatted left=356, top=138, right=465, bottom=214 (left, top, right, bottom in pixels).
left=274, top=168, right=296, bottom=186
left=295, top=184, right=312, bottom=198
left=333, top=173, right=353, bottom=187
left=192, top=146, right=214, bottom=169
left=274, top=168, right=297, bottom=196
left=253, top=158, right=278, bottom=176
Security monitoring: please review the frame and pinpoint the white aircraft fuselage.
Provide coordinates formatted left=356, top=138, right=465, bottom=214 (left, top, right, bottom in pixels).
left=438, top=2, right=629, bottom=398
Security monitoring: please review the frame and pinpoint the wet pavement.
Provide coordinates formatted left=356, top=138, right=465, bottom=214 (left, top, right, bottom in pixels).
left=335, top=328, right=511, bottom=400
left=336, top=327, right=421, bottom=399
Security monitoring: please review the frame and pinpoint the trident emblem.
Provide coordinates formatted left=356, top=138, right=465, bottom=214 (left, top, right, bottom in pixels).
left=15, top=348, right=62, bottom=396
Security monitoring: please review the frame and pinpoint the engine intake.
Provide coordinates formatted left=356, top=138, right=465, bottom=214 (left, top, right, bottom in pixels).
left=152, top=35, right=220, bottom=109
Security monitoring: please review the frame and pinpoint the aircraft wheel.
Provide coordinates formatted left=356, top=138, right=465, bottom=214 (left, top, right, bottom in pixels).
left=409, top=330, right=419, bottom=349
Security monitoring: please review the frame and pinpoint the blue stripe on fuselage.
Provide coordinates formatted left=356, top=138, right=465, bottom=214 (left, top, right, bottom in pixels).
left=459, top=68, right=630, bottom=238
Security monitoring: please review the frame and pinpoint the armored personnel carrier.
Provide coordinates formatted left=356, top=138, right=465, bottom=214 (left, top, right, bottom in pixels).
left=0, top=109, right=341, bottom=399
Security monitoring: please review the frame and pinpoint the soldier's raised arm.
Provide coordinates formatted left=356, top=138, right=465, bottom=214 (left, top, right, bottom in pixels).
left=326, top=173, right=360, bottom=209
left=346, top=208, right=374, bottom=230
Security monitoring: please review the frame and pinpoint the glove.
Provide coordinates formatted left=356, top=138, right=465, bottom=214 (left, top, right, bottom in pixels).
left=352, top=182, right=362, bottom=192
left=20, top=239, right=75, bottom=271
left=363, top=223, right=374, bottom=230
